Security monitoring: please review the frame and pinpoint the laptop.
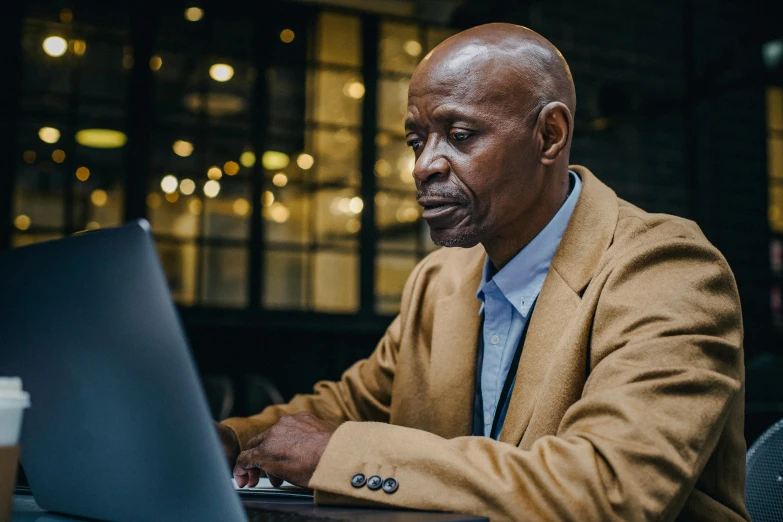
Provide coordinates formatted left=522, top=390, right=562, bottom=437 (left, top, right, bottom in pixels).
left=0, top=220, right=247, bottom=521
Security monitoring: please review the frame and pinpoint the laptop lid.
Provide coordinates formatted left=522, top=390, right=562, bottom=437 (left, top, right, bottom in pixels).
left=0, top=220, right=246, bottom=521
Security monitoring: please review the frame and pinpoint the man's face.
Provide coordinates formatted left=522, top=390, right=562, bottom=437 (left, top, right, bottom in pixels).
left=405, top=47, right=545, bottom=248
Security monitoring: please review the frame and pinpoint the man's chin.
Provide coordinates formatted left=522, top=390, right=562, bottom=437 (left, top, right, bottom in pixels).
left=430, top=230, right=478, bottom=248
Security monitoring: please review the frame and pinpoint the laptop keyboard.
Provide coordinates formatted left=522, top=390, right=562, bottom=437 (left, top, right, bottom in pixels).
left=246, top=511, right=347, bottom=522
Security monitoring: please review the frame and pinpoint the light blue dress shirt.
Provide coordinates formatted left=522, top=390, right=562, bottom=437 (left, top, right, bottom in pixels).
left=475, top=171, right=582, bottom=438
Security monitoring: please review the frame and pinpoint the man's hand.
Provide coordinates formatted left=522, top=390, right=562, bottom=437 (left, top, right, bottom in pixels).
left=233, top=412, right=337, bottom=489
left=215, top=421, right=240, bottom=469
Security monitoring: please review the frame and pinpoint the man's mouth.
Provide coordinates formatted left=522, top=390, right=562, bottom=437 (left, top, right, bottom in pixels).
left=417, top=197, right=465, bottom=225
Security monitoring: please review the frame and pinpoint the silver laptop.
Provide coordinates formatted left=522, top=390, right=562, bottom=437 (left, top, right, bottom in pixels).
left=0, top=220, right=246, bottom=521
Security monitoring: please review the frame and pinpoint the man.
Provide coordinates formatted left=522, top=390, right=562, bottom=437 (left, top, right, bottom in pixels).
left=217, top=23, right=748, bottom=521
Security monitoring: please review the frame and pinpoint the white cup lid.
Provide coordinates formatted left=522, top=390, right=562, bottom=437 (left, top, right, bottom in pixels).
left=0, top=377, right=30, bottom=407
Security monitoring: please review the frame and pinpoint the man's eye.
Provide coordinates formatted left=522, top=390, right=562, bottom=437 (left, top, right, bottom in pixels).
left=407, top=139, right=423, bottom=151
left=449, top=131, right=470, bottom=142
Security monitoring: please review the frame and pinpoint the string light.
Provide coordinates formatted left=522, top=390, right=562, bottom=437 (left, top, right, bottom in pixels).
left=91, top=189, right=108, bottom=207
left=404, top=40, right=422, bottom=57
left=296, top=153, right=314, bottom=170
left=223, top=161, right=240, bottom=176
left=207, top=166, right=222, bottom=180
left=184, top=7, right=204, bottom=21
left=204, top=180, right=220, bottom=198
left=343, top=81, right=365, bottom=99
left=272, top=173, right=288, bottom=187
left=147, top=193, right=161, bottom=209
left=179, top=178, right=196, bottom=195
left=240, top=151, right=256, bottom=167
left=172, top=140, right=193, bottom=157
left=72, top=40, right=86, bottom=56
left=161, top=174, right=178, bottom=194
left=262, top=151, right=289, bottom=170
left=233, top=198, right=250, bottom=216
left=75, top=166, right=90, bottom=181
left=14, top=215, right=31, bottom=231
left=149, top=56, right=162, bottom=71
left=209, top=64, right=234, bottom=82
left=280, top=29, right=295, bottom=43
left=42, top=36, right=67, bottom=57
left=38, top=127, right=60, bottom=144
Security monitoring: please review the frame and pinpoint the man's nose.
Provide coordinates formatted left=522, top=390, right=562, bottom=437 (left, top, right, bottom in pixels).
left=412, top=139, right=449, bottom=184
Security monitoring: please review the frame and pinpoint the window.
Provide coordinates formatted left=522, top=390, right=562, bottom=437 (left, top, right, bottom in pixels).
left=6, top=5, right=457, bottom=319
left=374, top=22, right=455, bottom=314
left=768, top=86, right=783, bottom=327
left=13, top=9, right=128, bottom=248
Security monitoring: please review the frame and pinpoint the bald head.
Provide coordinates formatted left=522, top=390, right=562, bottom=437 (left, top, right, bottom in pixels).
left=406, top=23, right=578, bottom=268
left=413, top=23, right=576, bottom=120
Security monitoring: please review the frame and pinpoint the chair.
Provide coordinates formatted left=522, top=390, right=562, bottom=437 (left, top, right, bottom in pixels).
left=746, top=418, right=783, bottom=521
left=243, top=374, right=285, bottom=414
left=201, top=374, right=235, bottom=421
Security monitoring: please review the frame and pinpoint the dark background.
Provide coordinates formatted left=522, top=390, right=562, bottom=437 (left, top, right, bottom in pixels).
left=1, top=0, right=782, bottom=447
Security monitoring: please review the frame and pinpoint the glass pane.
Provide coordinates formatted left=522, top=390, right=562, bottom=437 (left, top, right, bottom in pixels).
left=77, top=186, right=123, bottom=230
left=317, top=12, right=361, bottom=67
left=426, top=27, right=457, bottom=53
left=11, top=233, right=63, bottom=249
left=376, top=191, right=419, bottom=250
left=264, top=250, right=307, bottom=310
left=380, top=22, right=421, bottom=74
left=770, top=185, right=783, bottom=233
left=309, top=128, right=361, bottom=186
left=312, top=250, right=358, bottom=312
left=79, top=40, right=128, bottom=102
left=376, top=253, right=417, bottom=314
left=71, top=144, right=125, bottom=230
left=771, top=238, right=782, bottom=276
left=264, top=184, right=309, bottom=245
left=377, top=78, right=409, bottom=133
left=203, top=180, right=251, bottom=240
left=309, top=69, right=363, bottom=126
left=769, top=138, right=783, bottom=180
left=13, top=169, right=65, bottom=230
left=156, top=241, right=198, bottom=305
left=376, top=134, right=416, bottom=190
left=147, top=192, right=202, bottom=239
left=201, top=246, right=248, bottom=308
left=314, top=187, right=362, bottom=244
left=422, top=221, right=439, bottom=252
left=768, top=87, right=783, bottom=131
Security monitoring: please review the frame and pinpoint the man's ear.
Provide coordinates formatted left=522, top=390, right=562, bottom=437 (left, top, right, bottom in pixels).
left=536, top=102, right=572, bottom=165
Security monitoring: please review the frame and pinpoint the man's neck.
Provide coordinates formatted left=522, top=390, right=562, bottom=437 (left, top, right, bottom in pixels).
left=483, top=170, right=571, bottom=271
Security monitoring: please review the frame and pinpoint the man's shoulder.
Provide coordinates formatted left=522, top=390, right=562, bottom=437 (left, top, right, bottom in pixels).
left=612, top=197, right=715, bottom=256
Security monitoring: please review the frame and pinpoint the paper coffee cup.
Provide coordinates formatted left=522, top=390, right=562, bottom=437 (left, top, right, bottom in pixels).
left=0, top=377, right=30, bottom=446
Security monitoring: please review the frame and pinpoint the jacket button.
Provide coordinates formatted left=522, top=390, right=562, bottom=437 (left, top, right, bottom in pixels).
left=382, top=477, right=398, bottom=494
left=366, top=475, right=383, bottom=490
left=350, top=473, right=366, bottom=488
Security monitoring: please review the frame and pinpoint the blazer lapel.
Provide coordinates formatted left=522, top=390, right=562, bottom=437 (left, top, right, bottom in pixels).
left=499, top=166, right=619, bottom=445
left=429, top=251, right=484, bottom=439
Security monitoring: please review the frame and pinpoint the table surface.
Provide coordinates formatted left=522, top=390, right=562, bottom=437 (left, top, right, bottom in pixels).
left=13, top=492, right=488, bottom=522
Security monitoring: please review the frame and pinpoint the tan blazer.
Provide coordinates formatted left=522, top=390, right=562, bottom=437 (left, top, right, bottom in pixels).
left=224, top=166, right=748, bottom=521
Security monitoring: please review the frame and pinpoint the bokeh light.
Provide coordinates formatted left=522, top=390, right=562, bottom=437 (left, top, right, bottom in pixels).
left=42, top=36, right=67, bottom=57
left=209, top=64, right=234, bottom=82
left=204, top=180, right=221, bottom=198
left=161, top=174, right=178, bottom=194
left=38, top=127, right=60, bottom=144
left=296, top=153, right=314, bottom=170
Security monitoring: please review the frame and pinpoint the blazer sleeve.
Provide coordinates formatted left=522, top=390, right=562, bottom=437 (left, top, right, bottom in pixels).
left=220, top=254, right=433, bottom=450
left=308, top=236, right=744, bottom=521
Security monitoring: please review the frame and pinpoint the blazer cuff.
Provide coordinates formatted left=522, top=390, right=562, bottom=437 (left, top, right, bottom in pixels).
left=221, top=416, right=268, bottom=451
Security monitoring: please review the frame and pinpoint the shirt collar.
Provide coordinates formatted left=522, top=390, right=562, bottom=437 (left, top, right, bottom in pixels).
left=477, top=171, right=583, bottom=317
